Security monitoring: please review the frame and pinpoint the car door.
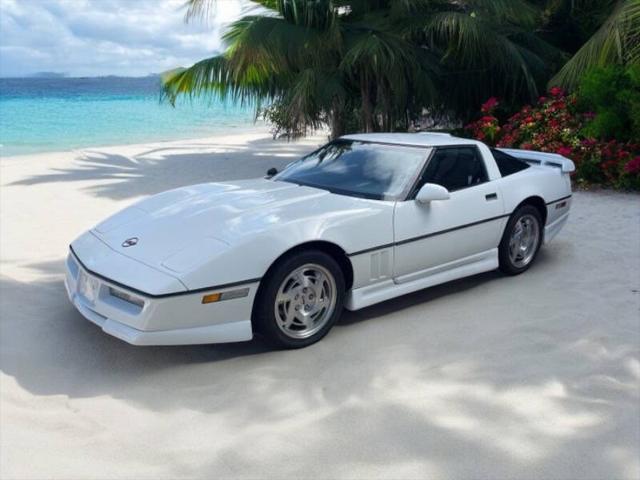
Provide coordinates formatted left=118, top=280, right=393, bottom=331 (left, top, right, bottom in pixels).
left=393, top=146, right=506, bottom=282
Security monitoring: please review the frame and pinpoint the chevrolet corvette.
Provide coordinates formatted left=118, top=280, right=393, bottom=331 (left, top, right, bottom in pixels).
left=65, top=133, right=574, bottom=348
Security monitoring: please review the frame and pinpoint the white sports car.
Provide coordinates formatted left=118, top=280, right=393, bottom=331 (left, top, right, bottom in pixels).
left=65, top=133, right=574, bottom=348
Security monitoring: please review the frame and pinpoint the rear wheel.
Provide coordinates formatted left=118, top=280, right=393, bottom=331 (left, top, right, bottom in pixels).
left=254, top=250, right=345, bottom=348
left=499, top=205, right=543, bottom=275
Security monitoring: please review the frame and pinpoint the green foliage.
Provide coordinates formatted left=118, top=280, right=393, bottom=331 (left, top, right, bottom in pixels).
left=578, top=65, right=640, bottom=142
left=166, top=0, right=639, bottom=144
left=163, top=0, right=561, bottom=138
left=550, top=0, right=640, bottom=89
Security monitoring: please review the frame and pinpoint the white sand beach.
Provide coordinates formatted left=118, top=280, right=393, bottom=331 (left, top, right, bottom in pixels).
left=1, top=130, right=639, bottom=479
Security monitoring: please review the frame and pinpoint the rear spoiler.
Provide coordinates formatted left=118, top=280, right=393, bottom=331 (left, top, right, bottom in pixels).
left=498, top=148, right=576, bottom=174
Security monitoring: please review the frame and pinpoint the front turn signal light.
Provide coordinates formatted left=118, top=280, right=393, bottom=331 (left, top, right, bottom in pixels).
left=201, top=293, right=222, bottom=304
left=201, top=287, right=250, bottom=304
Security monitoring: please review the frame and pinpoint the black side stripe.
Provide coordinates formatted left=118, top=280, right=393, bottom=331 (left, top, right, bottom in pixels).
left=348, top=194, right=572, bottom=257
left=395, top=213, right=510, bottom=247
left=348, top=214, right=509, bottom=257
left=347, top=242, right=396, bottom=257
left=546, top=194, right=572, bottom=205
left=69, top=247, right=261, bottom=299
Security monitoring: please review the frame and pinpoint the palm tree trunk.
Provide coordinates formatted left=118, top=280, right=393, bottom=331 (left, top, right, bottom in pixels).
left=361, top=73, right=375, bottom=133
left=380, top=80, right=393, bottom=132
left=329, top=97, right=345, bottom=139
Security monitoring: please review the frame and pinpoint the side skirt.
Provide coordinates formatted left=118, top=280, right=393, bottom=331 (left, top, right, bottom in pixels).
left=345, top=249, right=498, bottom=311
left=544, top=211, right=570, bottom=244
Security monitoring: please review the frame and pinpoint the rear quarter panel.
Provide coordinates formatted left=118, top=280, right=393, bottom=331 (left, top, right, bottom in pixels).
left=496, top=165, right=572, bottom=225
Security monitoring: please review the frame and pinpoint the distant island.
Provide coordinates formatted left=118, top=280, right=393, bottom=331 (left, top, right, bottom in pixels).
left=28, top=72, right=67, bottom=78
left=0, top=72, right=164, bottom=80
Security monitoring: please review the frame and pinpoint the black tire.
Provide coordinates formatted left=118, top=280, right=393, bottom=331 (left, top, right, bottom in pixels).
left=498, top=205, right=543, bottom=275
left=253, top=250, right=345, bottom=349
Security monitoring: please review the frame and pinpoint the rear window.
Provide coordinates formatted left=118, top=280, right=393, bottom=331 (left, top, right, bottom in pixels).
left=491, top=149, right=530, bottom=177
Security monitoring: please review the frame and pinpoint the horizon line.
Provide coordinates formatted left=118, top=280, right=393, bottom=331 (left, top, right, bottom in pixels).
left=0, top=73, right=165, bottom=80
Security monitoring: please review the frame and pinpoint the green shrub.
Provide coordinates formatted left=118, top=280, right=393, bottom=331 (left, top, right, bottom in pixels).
left=578, top=65, right=640, bottom=142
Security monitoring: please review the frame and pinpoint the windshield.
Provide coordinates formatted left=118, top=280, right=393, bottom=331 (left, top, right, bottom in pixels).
left=274, top=140, right=429, bottom=200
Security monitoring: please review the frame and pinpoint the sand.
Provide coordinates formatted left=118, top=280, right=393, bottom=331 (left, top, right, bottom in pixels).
left=1, top=130, right=639, bottom=479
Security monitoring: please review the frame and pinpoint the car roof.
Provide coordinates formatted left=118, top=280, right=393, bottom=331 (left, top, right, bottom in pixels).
left=340, top=132, right=482, bottom=148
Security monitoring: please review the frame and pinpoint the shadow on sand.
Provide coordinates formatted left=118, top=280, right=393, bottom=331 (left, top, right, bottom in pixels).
left=1, top=250, right=636, bottom=477
left=8, top=137, right=321, bottom=200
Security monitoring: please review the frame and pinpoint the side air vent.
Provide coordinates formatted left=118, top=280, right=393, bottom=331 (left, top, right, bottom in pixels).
left=370, top=250, right=391, bottom=281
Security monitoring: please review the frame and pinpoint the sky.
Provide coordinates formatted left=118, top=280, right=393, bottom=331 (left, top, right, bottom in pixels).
left=0, top=0, right=247, bottom=77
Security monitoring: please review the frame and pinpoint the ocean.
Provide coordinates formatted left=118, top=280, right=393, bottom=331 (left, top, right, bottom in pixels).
left=0, top=76, right=259, bottom=157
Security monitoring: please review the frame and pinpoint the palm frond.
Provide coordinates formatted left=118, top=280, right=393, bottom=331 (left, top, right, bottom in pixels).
left=341, top=28, right=414, bottom=75
left=551, top=0, right=640, bottom=88
left=466, top=0, right=541, bottom=27
left=161, top=54, right=277, bottom=107
left=425, top=11, right=545, bottom=102
left=184, top=0, right=278, bottom=22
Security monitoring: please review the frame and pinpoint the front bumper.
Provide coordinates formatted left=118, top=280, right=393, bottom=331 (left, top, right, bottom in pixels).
left=65, top=251, right=256, bottom=345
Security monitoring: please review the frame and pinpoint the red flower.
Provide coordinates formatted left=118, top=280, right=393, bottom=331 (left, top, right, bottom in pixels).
left=549, top=86, right=564, bottom=97
left=624, top=157, right=640, bottom=174
left=481, top=97, right=499, bottom=113
left=466, top=87, right=640, bottom=187
left=557, top=146, right=573, bottom=157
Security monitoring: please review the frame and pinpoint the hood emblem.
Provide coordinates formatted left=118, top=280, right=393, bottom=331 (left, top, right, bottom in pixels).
left=122, top=237, right=139, bottom=248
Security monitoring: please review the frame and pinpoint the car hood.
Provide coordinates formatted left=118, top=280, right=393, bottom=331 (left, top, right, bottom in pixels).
left=90, top=178, right=333, bottom=272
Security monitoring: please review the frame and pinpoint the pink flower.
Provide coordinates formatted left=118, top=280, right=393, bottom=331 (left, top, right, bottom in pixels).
left=481, top=97, right=499, bottom=113
left=624, top=156, right=640, bottom=174
left=549, top=86, right=564, bottom=97
left=557, top=146, right=572, bottom=157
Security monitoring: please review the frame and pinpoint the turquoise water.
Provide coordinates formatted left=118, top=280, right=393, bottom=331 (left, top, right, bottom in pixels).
left=0, top=77, right=259, bottom=157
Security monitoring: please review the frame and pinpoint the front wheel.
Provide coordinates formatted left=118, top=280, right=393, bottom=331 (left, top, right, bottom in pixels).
left=254, top=250, right=345, bottom=349
left=499, top=205, right=543, bottom=275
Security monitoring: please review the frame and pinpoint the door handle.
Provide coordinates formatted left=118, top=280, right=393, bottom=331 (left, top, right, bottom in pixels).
left=485, top=193, right=498, bottom=201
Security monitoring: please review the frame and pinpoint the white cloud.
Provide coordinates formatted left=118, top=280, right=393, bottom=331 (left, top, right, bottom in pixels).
left=0, top=0, right=245, bottom=77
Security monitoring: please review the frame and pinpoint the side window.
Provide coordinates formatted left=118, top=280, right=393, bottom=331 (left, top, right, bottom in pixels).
left=491, top=148, right=530, bottom=177
left=421, top=147, right=488, bottom=192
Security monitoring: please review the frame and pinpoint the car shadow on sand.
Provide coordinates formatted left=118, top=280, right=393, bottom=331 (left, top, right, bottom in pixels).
left=0, top=261, right=501, bottom=403
left=1, top=243, right=638, bottom=477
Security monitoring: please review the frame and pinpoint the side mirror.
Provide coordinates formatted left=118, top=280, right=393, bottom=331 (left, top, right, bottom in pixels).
left=265, top=167, right=278, bottom=178
left=415, top=183, right=450, bottom=204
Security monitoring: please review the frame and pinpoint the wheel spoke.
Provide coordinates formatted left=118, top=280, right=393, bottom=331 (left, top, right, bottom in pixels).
left=302, top=313, right=315, bottom=329
left=276, top=291, right=295, bottom=304
left=282, top=303, right=296, bottom=328
left=297, top=271, right=313, bottom=288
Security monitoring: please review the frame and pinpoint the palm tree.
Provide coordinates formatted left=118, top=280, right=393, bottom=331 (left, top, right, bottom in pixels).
left=550, top=0, right=640, bottom=88
left=162, top=0, right=559, bottom=137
